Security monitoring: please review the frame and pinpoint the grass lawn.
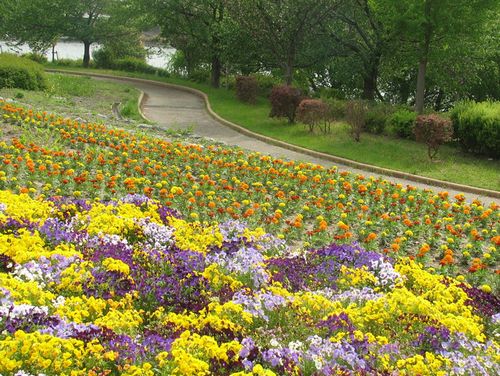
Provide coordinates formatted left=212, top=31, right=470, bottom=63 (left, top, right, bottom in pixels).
left=40, top=65, right=500, bottom=191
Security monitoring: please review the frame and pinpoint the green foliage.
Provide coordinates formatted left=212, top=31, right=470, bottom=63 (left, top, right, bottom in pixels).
left=0, top=54, right=47, bottom=90
left=377, top=0, right=499, bottom=112
left=324, top=98, right=347, bottom=120
left=451, top=101, right=500, bottom=157
left=188, top=69, right=210, bottom=84
left=235, top=76, right=258, bottom=104
left=387, top=108, right=417, bottom=139
left=269, top=85, right=302, bottom=124
left=93, top=30, right=147, bottom=69
left=47, top=59, right=85, bottom=68
left=414, top=114, right=453, bottom=159
left=228, top=0, right=341, bottom=84
left=365, top=102, right=395, bottom=135
left=22, top=53, right=48, bottom=64
left=113, top=58, right=156, bottom=75
left=143, top=0, right=226, bottom=87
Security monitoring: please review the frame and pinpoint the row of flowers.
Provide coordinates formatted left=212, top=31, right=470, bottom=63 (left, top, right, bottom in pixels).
left=1, top=101, right=498, bottom=290
left=0, top=190, right=498, bottom=375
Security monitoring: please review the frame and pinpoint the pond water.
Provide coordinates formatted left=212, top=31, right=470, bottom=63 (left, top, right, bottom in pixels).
left=0, top=40, right=175, bottom=69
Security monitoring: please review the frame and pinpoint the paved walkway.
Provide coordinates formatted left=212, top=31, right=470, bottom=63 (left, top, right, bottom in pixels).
left=93, top=75, right=497, bottom=205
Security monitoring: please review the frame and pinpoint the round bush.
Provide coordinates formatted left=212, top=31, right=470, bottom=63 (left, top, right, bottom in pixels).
left=387, top=108, right=417, bottom=139
left=365, top=103, right=395, bottom=135
left=0, top=53, right=47, bottom=90
left=235, top=75, right=258, bottom=104
left=269, top=85, right=302, bottom=124
left=414, top=114, right=453, bottom=159
left=297, top=99, right=331, bottom=133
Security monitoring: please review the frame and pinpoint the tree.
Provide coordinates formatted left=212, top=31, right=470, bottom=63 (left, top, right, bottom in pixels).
left=142, top=0, right=226, bottom=88
left=1, top=0, right=139, bottom=67
left=228, top=0, right=343, bottom=85
left=377, top=0, right=498, bottom=113
left=1, top=0, right=63, bottom=53
left=325, top=0, right=389, bottom=100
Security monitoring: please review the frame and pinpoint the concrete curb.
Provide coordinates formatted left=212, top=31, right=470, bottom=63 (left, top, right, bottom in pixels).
left=137, top=91, right=152, bottom=122
left=45, top=69, right=500, bottom=200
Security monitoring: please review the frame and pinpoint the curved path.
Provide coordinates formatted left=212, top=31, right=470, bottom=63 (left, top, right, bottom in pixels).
left=52, top=71, right=498, bottom=205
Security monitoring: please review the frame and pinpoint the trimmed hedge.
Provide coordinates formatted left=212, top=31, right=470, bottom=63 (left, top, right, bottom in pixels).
left=451, top=101, right=500, bottom=158
left=0, top=53, right=47, bottom=90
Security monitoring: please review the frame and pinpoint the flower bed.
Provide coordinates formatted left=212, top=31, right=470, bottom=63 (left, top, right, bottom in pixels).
left=1, top=100, right=498, bottom=289
left=0, top=191, right=498, bottom=375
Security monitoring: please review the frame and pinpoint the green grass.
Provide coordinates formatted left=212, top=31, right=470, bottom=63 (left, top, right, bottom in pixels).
left=0, top=73, right=145, bottom=124
left=42, top=65, right=500, bottom=191
left=120, top=96, right=142, bottom=120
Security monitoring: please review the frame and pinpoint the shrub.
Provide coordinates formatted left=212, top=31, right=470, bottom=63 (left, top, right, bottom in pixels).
left=113, top=57, right=157, bottom=75
left=324, top=98, right=346, bottom=120
left=93, top=48, right=115, bottom=69
left=235, top=75, right=258, bottom=104
left=255, top=74, right=281, bottom=97
left=345, top=100, right=368, bottom=142
left=49, top=58, right=83, bottom=67
left=269, top=85, right=302, bottom=124
left=189, top=69, right=210, bottom=83
left=0, top=53, right=47, bottom=90
left=296, top=99, right=332, bottom=133
left=414, top=114, right=453, bottom=159
left=93, top=31, right=146, bottom=70
left=451, top=101, right=500, bottom=158
left=365, top=103, right=395, bottom=134
left=22, top=52, right=48, bottom=64
left=387, top=108, right=417, bottom=139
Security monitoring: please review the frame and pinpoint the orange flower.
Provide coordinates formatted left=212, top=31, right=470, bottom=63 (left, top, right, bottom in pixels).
left=417, top=243, right=430, bottom=258
left=365, top=232, right=377, bottom=242
left=440, top=249, right=454, bottom=266
left=391, top=243, right=400, bottom=252
left=318, top=220, right=328, bottom=231
left=337, top=221, right=349, bottom=231
left=243, top=208, right=255, bottom=218
left=492, top=236, right=500, bottom=246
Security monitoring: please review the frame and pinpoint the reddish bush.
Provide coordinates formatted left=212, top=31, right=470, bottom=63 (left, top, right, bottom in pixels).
left=414, top=114, right=453, bottom=159
left=345, top=100, right=368, bottom=142
left=296, top=99, right=332, bottom=133
left=269, top=85, right=302, bottom=123
left=235, top=75, right=258, bottom=104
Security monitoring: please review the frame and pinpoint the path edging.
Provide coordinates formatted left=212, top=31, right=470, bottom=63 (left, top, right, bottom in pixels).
left=45, top=69, right=500, bottom=200
left=137, top=91, right=152, bottom=122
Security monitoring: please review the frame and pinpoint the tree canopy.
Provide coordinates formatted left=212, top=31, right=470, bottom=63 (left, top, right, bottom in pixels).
left=1, top=0, right=498, bottom=104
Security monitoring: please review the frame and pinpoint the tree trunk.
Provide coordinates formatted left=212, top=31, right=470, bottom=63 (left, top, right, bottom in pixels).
left=52, top=45, right=56, bottom=62
left=362, top=74, right=377, bottom=100
left=284, top=64, right=293, bottom=86
left=83, top=41, right=91, bottom=68
left=415, top=0, right=433, bottom=114
left=415, top=58, right=427, bottom=114
left=211, top=55, right=221, bottom=88
left=361, top=50, right=381, bottom=100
